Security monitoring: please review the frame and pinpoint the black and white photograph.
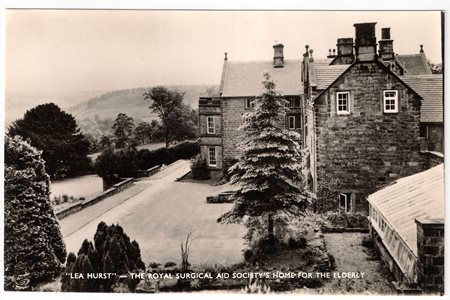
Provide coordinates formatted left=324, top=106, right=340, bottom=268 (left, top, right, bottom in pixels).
left=1, top=3, right=446, bottom=298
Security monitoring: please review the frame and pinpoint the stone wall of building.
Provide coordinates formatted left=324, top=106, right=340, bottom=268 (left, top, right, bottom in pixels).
left=314, top=61, right=424, bottom=212
left=415, top=219, right=444, bottom=295
left=221, top=97, right=247, bottom=161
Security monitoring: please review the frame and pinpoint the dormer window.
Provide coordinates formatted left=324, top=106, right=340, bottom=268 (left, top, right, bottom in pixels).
left=245, top=98, right=255, bottom=109
left=336, top=92, right=350, bottom=115
left=383, top=90, right=398, bottom=113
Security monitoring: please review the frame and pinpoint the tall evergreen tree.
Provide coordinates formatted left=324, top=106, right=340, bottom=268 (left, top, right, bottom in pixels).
left=218, top=73, right=309, bottom=243
left=8, top=103, right=92, bottom=179
left=4, top=135, right=67, bottom=290
left=112, top=113, right=135, bottom=149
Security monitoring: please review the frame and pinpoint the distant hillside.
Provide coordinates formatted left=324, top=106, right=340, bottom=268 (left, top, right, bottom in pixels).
left=68, top=84, right=218, bottom=138
left=69, top=85, right=217, bottom=122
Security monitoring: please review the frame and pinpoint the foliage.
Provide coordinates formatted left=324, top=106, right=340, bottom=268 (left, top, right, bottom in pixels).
left=143, top=86, right=198, bottom=147
left=218, top=73, right=309, bottom=242
left=180, top=232, right=193, bottom=273
left=8, top=103, right=92, bottom=179
left=62, top=222, right=145, bottom=292
left=428, top=61, right=442, bottom=74
left=4, top=135, right=67, bottom=291
left=326, top=211, right=368, bottom=228
left=314, top=174, right=342, bottom=213
left=190, top=154, right=210, bottom=180
left=94, top=140, right=200, bottom=180
left=222, top=157, right=239, bottom=182
left=133, top=120, right=162, bottom=145
left=112, top=113, right=135, bottom=149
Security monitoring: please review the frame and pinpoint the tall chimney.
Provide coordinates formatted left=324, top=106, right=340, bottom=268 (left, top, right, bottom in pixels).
left=354, top=22, right=377, bottom=62
left=273, top=43, right=284, bottom=68
left=378, top=27, right=394, bottom=61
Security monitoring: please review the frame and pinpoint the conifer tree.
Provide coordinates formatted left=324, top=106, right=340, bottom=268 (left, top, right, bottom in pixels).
left=218, top=73, right=309, bottom=243
left=4, top=135, right=67, bottom=290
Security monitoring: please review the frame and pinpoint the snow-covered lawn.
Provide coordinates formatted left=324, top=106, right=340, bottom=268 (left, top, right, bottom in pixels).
left=50, top=175, right=103, bottom=200
left=61, top=160, right=246, bottom=267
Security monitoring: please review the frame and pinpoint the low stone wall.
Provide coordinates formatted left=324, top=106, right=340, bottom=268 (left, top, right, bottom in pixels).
left=136, top=165, right=161, bottom=178
left=421, top=151, right=444, bottom=170
left=56, top=178, right=134, bottom=220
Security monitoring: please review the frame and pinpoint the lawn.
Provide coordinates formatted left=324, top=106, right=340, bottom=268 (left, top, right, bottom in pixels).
left=50, top=174, right=103, bottom=200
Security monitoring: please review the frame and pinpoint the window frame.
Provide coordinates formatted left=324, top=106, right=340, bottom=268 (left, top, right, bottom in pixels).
left=206, top=116, right=215, bottom=134
left=339, top=192, right=353, bottom=213
left=288, top=116, right=296, bottom=129
left=383, top=90, right=399, bottom=113
left=244, top=98, right=255, bottom=109
left=208, top=147, right=217, bottom=167
left=419, top=124, right=429, bottom=138
left=336, top=91, right=351, bottom=115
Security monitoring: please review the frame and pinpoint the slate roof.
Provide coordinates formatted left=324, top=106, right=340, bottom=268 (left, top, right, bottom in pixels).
left=220, top=59, right=302, bottom=97
left=367, top=163, right=444, bottom=256
left=309, top=64, right=350, bottom=90
left=400, top=74, right=443, bottom=123
left=396, top=53, right=432, bottom=75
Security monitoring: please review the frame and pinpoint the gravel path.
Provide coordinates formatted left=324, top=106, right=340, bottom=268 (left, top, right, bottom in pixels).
left=321, top=232, right=395, bottom=295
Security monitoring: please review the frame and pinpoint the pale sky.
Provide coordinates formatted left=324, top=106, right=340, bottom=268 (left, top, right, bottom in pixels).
left=6, top=10, right=442, bottom=95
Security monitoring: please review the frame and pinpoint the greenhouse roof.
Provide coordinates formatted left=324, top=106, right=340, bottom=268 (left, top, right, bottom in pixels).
left=367, top=164, right=444, bottom=255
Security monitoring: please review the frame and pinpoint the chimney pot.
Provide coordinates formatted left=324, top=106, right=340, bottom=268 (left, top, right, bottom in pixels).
left=224, top=52, right=228, bottom=60
left=273, top=43, right=284, bottom=68
left=420, top=45, right=424, bottom=52
left=309, top=49, right=314, bottom=62
left=381, top=28, right=391, bottom=40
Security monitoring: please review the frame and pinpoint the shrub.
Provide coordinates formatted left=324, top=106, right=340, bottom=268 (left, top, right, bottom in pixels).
left=362, top=237, right=374, bottom=248
left=243, top=249, right=253, bottom=262
left=326, top=211, right=368, bottom=228
left=62, top=222, right=145, bottom=292
left=191, top=154, right=210, bottom=180
left=164, top=262, right=177, bottom=268
left=5, top=136, right=67, bottom=291
left=148, top=262, right=160, bottom=269
left=79, top=197, right=85, bottom=201
left=62, top=194, right=69, bottom=203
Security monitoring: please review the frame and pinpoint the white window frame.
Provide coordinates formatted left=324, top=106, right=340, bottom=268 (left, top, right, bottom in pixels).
left=208, top=147, right=217, bottom=166
left=244, top=98, right=255, bottom=109
left=288, top=116, right=296, bottom=129
left=339, top=193, right=352, bottom=213
left=383, top=90, right=398, bottom=113
left=336, top=92, right=350, bottom=115
left=206, top=116, right=215, bottom=134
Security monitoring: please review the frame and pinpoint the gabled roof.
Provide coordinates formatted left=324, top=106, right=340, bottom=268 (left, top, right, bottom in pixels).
left=400, top=74, right=443, bottom=123
left=310, top=64, right=350, bottom=90
left=220, top=59, right=302, bottom=97
left=367, top=164, right=444, bottom=256
left=396, top=53, right=432, bottom=75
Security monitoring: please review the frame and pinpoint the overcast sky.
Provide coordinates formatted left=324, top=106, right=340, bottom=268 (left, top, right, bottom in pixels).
left=6, top=10, right=442, bottom=95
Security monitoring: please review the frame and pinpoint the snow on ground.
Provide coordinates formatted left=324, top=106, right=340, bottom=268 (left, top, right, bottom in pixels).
left=50, top=175, right=103, bottom=200
left=60, top=160, right=246, bottom=267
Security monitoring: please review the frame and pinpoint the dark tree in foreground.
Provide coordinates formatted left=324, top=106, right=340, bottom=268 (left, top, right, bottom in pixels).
left=112, top=113, right=135, bottom=149
left=4, top=135, right=67, bottom=291
left=218, top=73, right=309, bottom=243
left=62, top=222, right=145, bottom=293
left=8, top=103, right=92, bottom=179
left=143, top=86, right=197, bottom=147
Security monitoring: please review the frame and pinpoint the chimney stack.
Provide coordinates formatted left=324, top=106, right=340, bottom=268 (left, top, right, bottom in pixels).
left=273, top=43, right=284, bottom=68
left=337, top=38, right=354, bottom=56
left=354, top=22, right=377, bottom=62
left=378, top=27, right=394, bottom=61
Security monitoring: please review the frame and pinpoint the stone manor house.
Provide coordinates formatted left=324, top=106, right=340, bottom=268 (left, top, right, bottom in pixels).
left=199, top=22, right=444, bottom=213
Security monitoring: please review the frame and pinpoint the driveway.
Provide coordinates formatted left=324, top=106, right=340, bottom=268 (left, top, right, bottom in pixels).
left=60, top=160, right=246, bottom=266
